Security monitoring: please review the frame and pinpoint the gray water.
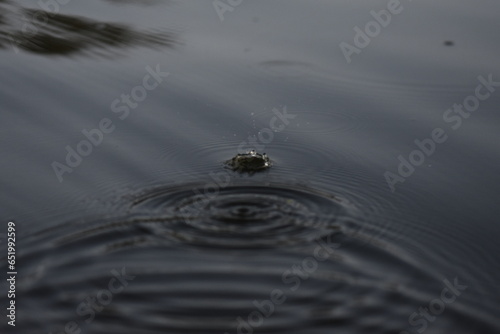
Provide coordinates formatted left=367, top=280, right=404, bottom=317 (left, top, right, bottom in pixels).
left=1, top=0, right=500, bottom=333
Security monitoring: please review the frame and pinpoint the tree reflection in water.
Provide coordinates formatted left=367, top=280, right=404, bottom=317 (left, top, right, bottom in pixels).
left=0, top=0, right=177, bottom=57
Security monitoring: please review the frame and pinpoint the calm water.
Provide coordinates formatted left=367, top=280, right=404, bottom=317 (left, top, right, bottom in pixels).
left=1, top=0, right=500, bottom=333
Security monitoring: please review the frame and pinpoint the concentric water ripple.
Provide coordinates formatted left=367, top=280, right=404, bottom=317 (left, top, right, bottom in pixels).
left=16, top=200, right=498, bottom=334
left=123, top=182, right=360, bottom=249
left=12, top=180, right=500, bottom=334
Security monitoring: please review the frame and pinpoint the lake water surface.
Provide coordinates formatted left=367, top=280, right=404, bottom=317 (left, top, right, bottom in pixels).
left=1, top=0, right=500, bottom=333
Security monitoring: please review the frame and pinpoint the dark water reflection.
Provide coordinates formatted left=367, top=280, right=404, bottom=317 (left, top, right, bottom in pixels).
left=1, top=0, right=500, bottom=333
left=0, top=1, right=176, bottom=56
